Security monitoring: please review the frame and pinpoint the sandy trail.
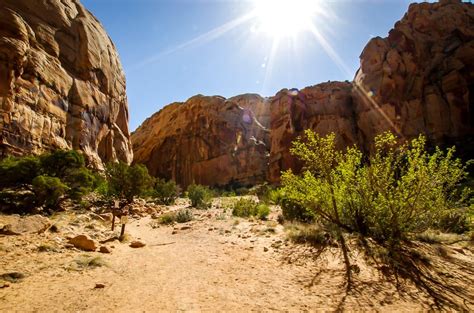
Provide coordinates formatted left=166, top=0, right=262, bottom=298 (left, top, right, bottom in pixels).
left=0, top=204, right=472, bottom=312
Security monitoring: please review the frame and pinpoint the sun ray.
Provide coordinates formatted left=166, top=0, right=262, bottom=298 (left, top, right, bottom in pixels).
left=306, top=23, right=352, bottom=78
left=261, top=37, right=280, bottom=95
left=131, top=11, right=257, bottom=71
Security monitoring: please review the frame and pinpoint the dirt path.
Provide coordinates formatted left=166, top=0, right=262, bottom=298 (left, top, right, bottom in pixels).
left=1, top=203, right=473, bottom=312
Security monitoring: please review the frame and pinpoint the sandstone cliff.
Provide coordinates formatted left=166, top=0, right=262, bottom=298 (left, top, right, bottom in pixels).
left=132, top=95, right=269, bottom=188
left=354, top=0, right=474, bottom=148
left=133, top=0, right=473, bottom=187
left=0, top=0, right=133, bottom=167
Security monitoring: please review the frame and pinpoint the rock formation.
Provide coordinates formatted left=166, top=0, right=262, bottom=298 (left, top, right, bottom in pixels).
left=268, top=83, right=358, bottom=183
left=0, top=0, right=133, bottom=167
left=132, top=95, right=269, bottom=188
left=134, top=0, right=473, bottom=186
left=353, top=0, right=474, bottom=148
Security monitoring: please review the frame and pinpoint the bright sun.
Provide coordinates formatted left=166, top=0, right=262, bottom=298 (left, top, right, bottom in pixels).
left=254, top=0, right=321, bottom=38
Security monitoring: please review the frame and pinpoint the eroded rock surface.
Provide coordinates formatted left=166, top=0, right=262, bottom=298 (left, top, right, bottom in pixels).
left=0, top=0, right=133, bottom=167
left=353, top=0, right=474, bottom=149
left=132, top=95, right=269, bottom=188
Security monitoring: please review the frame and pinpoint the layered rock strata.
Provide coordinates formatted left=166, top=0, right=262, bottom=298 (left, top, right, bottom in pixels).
left=0, top=0, right=133, bottom=166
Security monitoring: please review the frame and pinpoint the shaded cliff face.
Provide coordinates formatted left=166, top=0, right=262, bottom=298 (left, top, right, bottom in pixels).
left=354, top=0, right=474, bottom=148
left=132, top=95, right=269, bottom=188
left=133, top=0, right=473, bottom=186
left=0, top=0, right=133, bottom=167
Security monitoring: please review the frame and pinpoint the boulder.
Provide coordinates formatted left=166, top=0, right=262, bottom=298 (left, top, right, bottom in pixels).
left=0, top=214, right=51, bottom=235
left=0, top=0, right=133, bottom=166
left=129, top=241, right=146, bottom=248
left=68, top=235, right=97, bottom=251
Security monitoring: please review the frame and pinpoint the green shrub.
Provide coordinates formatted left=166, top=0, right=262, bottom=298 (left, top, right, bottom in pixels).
left=187, top=184, right=212, bottom=209
left=40, top=150, right=85, bottom=178
left=280, top=196, right=314, bottom=223
left=105, top=162, right=154, bottom=202
left=154, top=178, right=180, bottom=205
left=0, top=156, right=41, bottom=188
left=232, top=198, right=269, bottom=220
left=256, top=203, right=270, bottom=220
left=176, top=208, right=193, bottom=223
left=232, top=198, right=258, bottom=217
left=158, top=212, right=177, bottom=225
left=64, top=167, right=97, bottom=200
left=281, top=130, right=472, bottom=246
left=32, top=175, right=68, bottom=208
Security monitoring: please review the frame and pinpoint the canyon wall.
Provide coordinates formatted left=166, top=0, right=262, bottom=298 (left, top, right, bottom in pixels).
left=132, top=95, right=269, bottom=188
left=133, top=0, right=473, bottom=187
left=0, top=0, right=133, bottom=167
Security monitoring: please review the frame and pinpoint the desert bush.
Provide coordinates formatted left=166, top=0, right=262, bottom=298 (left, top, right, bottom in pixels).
left=32, top=175, right=68, bottom=208
left=176, top=208, right=193, bottom=223
left=0, top=156, right=41, bottom=188
left=154, top=178, right=180, bottom=205
left=187, top=184, right=213, bottom=209
left=158, top=212, right=177, bottom=225
left=232, top=198, right=258, bottom=217
left=256, top=203, right=270, bottom=220
left=281, top=130, right=472, bottom=246
left=40, top=150, right=85, bottom=178
left=64, top=167, right=97, bottom=200
left=286, top=223, right=328, bottom=245
left=232, top=198, right=269, bottom=220
left=105, top=162, right=154, bottom=202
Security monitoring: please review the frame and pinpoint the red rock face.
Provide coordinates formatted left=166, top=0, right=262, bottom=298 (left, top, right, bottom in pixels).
left=353, top=0, right=474, bottom=149
left=268, top=83, right=357, bottom=183
left=132, top=95, right=269, bottom=188
left=0, top=0, right=133, bottom=167
left=134, top=0, right=474, bottom=187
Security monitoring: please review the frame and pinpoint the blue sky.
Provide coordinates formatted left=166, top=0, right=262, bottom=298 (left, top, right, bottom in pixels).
left=81, top=0, right=413, bottom=131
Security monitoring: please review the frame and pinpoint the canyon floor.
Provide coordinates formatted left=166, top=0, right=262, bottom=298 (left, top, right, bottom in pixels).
left=1, top=198, right=473, bottom=312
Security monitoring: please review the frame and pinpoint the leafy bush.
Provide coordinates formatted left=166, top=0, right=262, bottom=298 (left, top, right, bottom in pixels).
left=232, top=198, right=270, bottom=220
left=280, top=196, right=314, bottom=223
left=187, top=184, right=213, bottom=209
left=154, top=178, right=180, bottom=205
left=232, top=198, right=258, bottom=217
left=176, top=208, right=193, bottom=223
left=32, top=175, right=68, bottom=208
left=281, top=130, right=472, bottom=246
left=256, top=203, right=270, bottom=220
left=64, top=167, right=97, bottom=200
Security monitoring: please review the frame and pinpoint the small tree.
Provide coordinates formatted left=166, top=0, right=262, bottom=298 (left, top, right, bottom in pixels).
left=105, top=162, right=154, bottom=238
left=281, top=130, right=471, bottom=287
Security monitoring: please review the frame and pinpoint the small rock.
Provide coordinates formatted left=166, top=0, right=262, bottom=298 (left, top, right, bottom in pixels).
left=263, top=247, right=269, bottom=252
left=1, top=272, right=25, bottom=283
left=68, top=235, right=97, bottom=252
left=64, top=243, right=75, bottom=249
left=0, top=282, right=9, bottom=288
left=49, top=224, right=60, bottom=233
left=180, top=226, right=191, bottom=230
left=99, top=246, right=111, bottom=254
left=225, top=230, right=231, bottom=234
left=94, top=283, right=105, bottom=289
left=129, top=241, right=146, bottom=248
left=171, top=230, right=178, bottom=235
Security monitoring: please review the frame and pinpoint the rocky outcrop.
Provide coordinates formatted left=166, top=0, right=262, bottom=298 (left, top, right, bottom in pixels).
left=0, top=0, right=133, bottom=167
left=268, top=83, right=358, bottom=183
left=132, top=95, right=269, bottom=188
left=133, top=0, right=473, bottom=186
left=353, top=0, right=474, bottom=149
